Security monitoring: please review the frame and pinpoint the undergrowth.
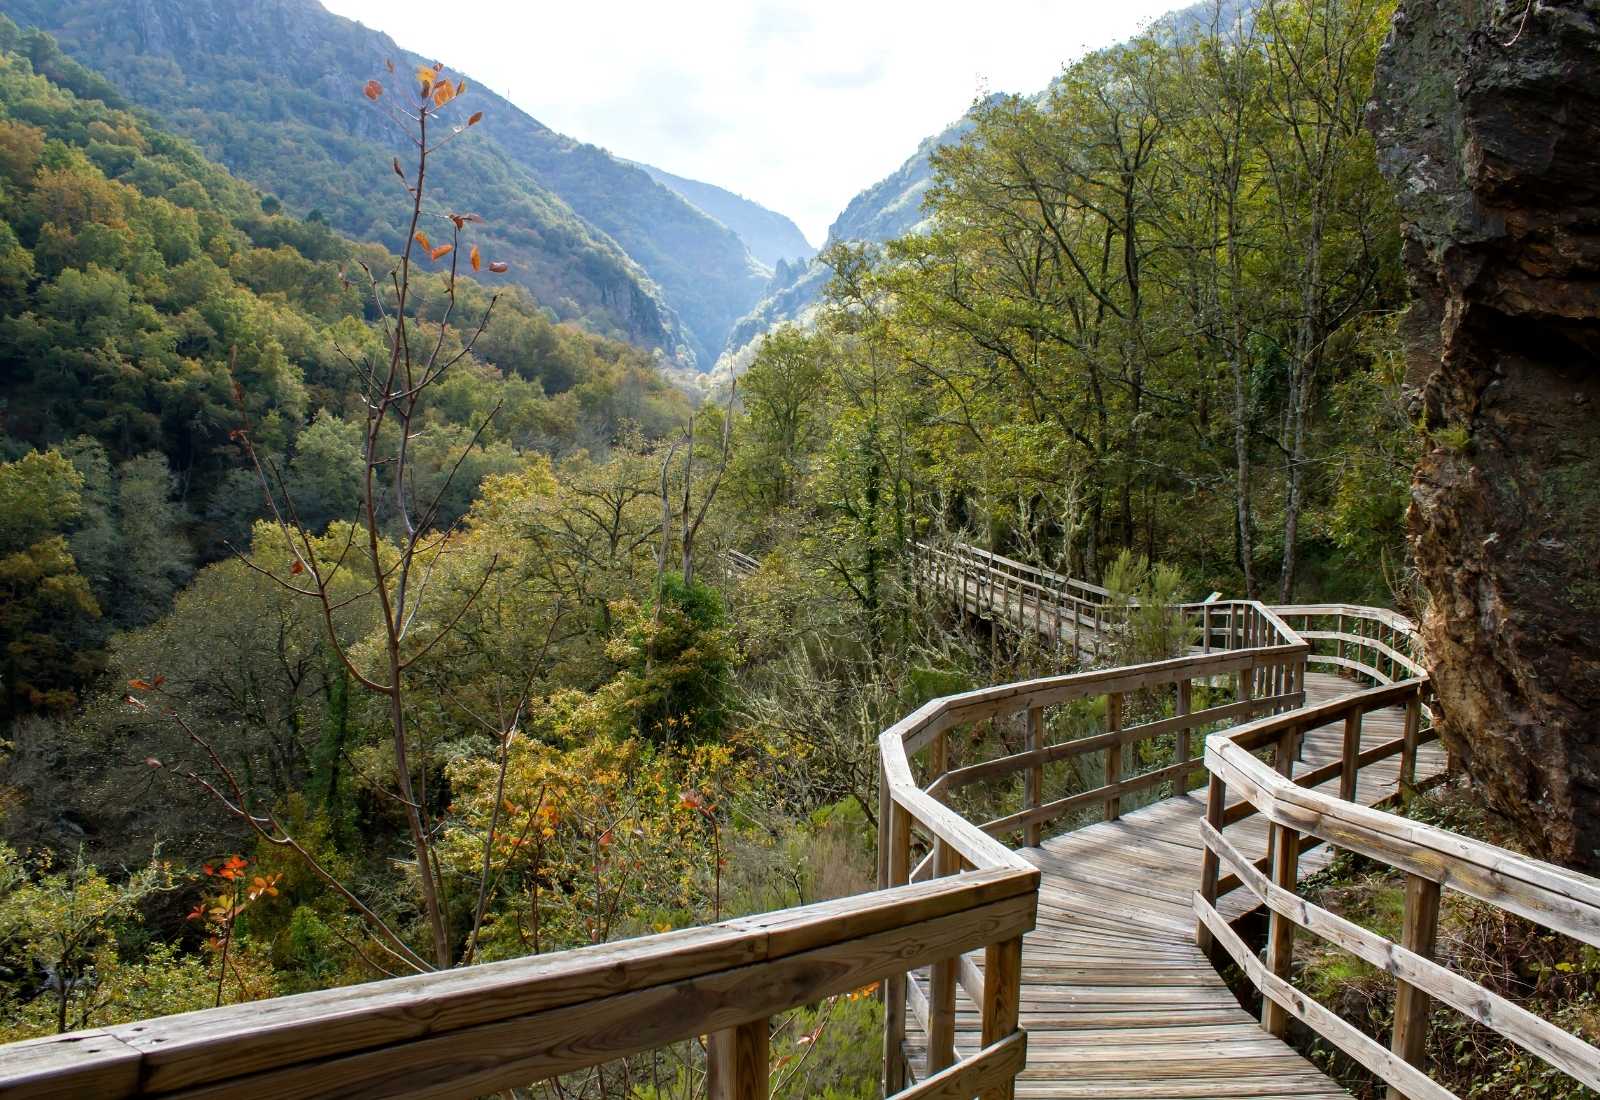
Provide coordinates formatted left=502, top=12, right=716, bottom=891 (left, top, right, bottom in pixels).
left=1289, top=781, right=1600, bottom=1100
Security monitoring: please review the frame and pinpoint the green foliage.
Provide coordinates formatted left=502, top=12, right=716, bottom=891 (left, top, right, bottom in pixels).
left=0, top=3, right=771, bottom=366
left=0, top=449, right=100, bottom=715
left=0, top=30, right=688, bottom=712
left=0, top=843, right=215, bottom=1039
left=598, top=573, right=738, bottom=743
left=1101, top=550, right=1193, bottom=665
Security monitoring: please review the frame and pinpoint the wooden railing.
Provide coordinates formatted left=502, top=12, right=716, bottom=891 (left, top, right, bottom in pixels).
left=1274, top=603, right=1427, bottom=685
left=877, top=607, right=1308, bottom=1086
left=2, top=863, right=1038, bottom=1100
left=911, top=541, right=1115, bottom=655
left=1195, top=689, right=1600, bottom=1098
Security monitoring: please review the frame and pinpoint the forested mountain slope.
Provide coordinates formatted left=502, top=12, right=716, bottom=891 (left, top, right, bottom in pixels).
left=717, top=107, right=986, bottom=368
left=637, top=163, right=815, bottom=269
left=0, top=0, right=771, bottom=369
left=0, top=18, right=687, bottom=716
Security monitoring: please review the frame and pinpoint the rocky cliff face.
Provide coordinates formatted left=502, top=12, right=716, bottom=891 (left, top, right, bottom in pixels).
left=1371, top=0, right=1600, bottom=868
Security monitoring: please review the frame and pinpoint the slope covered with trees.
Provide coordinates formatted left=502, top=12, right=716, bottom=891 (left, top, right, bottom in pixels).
left=0, top=0, right=773, bottom=368
left=638, top=163, right=816, bottom=270
left=0, top=16, right=688, bottom=718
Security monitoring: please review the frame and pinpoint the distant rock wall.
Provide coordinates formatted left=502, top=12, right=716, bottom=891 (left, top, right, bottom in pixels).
left=1371, top=0, right=1600, bottom=868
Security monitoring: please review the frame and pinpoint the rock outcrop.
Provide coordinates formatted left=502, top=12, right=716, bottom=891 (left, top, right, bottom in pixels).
left=1371, top=0, right=1600, bottom=868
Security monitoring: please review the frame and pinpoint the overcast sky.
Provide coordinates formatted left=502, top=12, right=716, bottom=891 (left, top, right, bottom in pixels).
left=320, top=0, right=1182, bottom=245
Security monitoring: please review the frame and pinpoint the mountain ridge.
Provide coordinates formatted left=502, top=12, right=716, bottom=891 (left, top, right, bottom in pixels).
left=636, top=163, right=815, bottom=270
left=0, top=0, right=772, bottom=370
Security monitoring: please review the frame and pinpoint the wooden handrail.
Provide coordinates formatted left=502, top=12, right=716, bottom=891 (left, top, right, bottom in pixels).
left=1, top=868, right=1038, bottom=1100
left=1195, top=681, right=1600, bottom=1099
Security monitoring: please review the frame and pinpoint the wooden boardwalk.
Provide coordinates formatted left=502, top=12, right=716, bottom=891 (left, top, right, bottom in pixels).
left=905, top=671, right=1446, bottom=1098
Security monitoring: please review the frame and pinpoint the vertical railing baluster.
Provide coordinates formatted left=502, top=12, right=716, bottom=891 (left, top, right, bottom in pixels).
left=927, top=729, right=957, bottom=1075
left=1197, top=772, right=1227, bottom=964
left=1386, top=873, right=1442, bottom=1100
left=980, top=935, right=1024, bottom=1100
left=1401, top=691, right=1422, bottom=790
left=709, top=1019, right=770, bottom=1100
left=1025, top=706, right=1044, bottom=848
left=1340, top=708, right=1363, bottom=803
left=1176, top=678, right=1193, bottom=786
left=1261, top=821, right=1301, bottom=1038
left=1104, top=692, right=1124, bottom=821
left=882, top=799, right=911, bottom=1095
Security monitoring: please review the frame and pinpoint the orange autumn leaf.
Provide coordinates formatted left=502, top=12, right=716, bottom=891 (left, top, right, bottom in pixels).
left=467, top=110, right=483, bottom=127
left=432, top=80, right=455, bottom=108
left=414, top=230, right=431, bottom=251
left=470, top=245, right=481, bottom=272
left=363, top=79, right=382, bottom=101
left=430, top=243, right=453, bottom=261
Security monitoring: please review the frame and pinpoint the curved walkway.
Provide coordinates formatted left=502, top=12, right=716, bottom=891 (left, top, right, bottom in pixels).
left=903, top=648, right=1445, bottom=1096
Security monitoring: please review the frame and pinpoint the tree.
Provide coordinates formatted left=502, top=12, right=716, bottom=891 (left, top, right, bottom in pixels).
left=734, top=325, right=828, bottom=512
left=0, top=450, right=101, bottom=716
left=112, top=452, right=193, bottom=626
left=149, top=62, right=515, bottom=972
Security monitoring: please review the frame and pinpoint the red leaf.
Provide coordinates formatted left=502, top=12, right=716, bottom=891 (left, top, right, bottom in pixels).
left=129, top=678, right=153, bottom=692
left=468, top=110, right=482, bottom=127
left=488, top=261, right=508, bottom=273
left=290, top=559, right=305, bottom=575
left=363, top=79, right=382, bottom=102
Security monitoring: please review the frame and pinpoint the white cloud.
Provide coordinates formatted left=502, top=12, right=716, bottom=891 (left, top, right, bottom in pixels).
left=320, top=0, right=1182, bottom=245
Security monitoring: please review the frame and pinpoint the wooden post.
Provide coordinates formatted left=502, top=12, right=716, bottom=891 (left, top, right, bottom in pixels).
left=1197, top=773, right=1226, bottom=963
left=882, top=801, right=911, bottom=1095
left=1260, top=823, right=1301, bottom=1038
left=1401, top=692, right=1422, bottom=790
left=926, top=728, right=958, bottom=1075
left=1202, top=603, right=1212, bottom=654
left=1275, top=725, right=1298, bottom=780
left=1238, top=660, right=1255, bottom=716
left=1386, top=873, right=1442, bottom=1100
left=1104, top=692, right=1123, bottom=821
left=980, top=935, right=1024, bottom=1100
left=1024, top=707, right=1044, bottom=848
left=877, top=760, right=891, bottom=891
left=1175, top=679, right=1193, bottom=778
left=1336, top=612, right=1345, bottom=668
left=927, top=837, right=960, bottom=1075
left=708, top=1018, right=770, bottom=1100
left=1340, top=709, right=1363, bottom=803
